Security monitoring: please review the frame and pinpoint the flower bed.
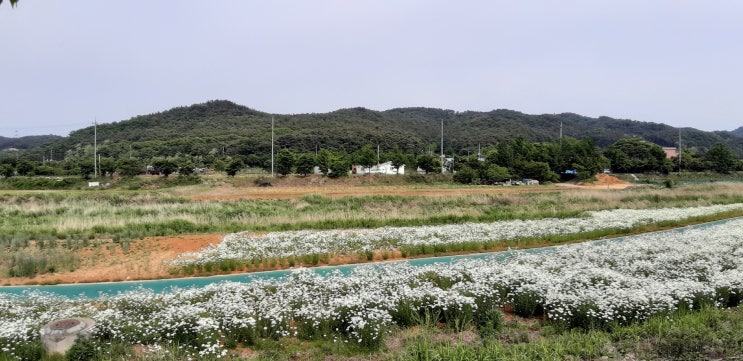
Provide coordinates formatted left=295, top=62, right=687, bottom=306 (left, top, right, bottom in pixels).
left=172, top=203, right=743, bottom=266
left=1, top=216, right=741, bottom=358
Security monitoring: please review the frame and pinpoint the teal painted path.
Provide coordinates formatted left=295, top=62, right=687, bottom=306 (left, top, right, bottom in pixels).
left=0, top=218, right=731, bottom=299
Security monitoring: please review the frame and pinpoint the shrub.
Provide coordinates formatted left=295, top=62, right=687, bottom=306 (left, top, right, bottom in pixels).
left=656, top=323, right=714, bottom=361
left=8, top=341, right=43, bottom=361
left=716, top=287, right=742, bottom=308
left=477, top=307, right=505, bottom=338
left=511, top=291, right=544, bottom=318
left=66, top=339, right=96, bottom=361
left=390, top=300, right=418, bottom=327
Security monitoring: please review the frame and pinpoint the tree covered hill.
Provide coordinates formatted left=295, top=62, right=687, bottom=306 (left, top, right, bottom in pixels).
left=0, top=135, right=60, bottom=152
left=22, top=100, right=743, bottom=161
left=386, top=107, right=740, bottom=155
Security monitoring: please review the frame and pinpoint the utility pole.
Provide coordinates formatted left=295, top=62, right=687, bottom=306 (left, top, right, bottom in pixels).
left=678, top=129, right=682, bottom=175
left=441, top=118, right=444, bottom=174
left=93, top=119, right=98, bottom=179
left=271, top=116, right=275, bottom=177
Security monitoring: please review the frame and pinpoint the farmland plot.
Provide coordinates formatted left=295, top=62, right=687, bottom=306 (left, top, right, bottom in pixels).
left=1, top=212, right=741, bottom=359
left=172, top=203, right=743, bottom=266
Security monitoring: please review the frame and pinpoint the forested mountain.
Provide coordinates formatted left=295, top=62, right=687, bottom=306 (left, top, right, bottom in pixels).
left=17, top=100, right=743, bottom=162
left=0, top=135, right=60, bottom=151
left=732, top=127, right=743, bottom=137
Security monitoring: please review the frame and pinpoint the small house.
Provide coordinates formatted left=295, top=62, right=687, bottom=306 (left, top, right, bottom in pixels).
left=355, top=161, right=405, bottom=175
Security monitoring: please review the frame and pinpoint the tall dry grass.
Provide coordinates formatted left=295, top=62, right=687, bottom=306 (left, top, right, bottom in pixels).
left=1, top=182, right=743, bottom=243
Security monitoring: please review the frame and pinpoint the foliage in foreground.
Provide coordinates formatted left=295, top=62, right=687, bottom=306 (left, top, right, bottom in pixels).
left=0, top=306, right=741, bottom=360
left=397, top=305, right=743, bottom=361
left=170, top=202, right=743, bottom=270
left=1, top=217, right=742, bottom=360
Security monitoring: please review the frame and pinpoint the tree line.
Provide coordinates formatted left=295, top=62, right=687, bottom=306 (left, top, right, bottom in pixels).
left=11, top=100, right=743, bottom=165
left=1, top=136, right=740, bottom=185
left=3, top=100, right=743, bottom=184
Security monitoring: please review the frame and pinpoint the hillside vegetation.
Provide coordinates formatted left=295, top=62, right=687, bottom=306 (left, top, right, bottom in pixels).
left=19, top=100, right=743, bottom=161
left=0, top=135, right=60, bottom=152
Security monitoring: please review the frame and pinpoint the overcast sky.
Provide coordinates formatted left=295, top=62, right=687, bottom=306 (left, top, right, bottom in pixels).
left=1, top=1, right=742, bottom=137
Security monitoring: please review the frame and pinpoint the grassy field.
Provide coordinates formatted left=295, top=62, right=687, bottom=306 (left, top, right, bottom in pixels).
left=4, top=305, right=740, bottom=361
left=2, top=174, right=743, bottom=238
left=1, top=174, right=743, bottom=360
left=2, top=174, right=743, bottom=280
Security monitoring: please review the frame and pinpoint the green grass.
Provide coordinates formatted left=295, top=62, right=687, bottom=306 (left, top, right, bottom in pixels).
left=393, top=306, right=743, bottom=361
left=4, top=306, right=739, bottom=360
left=5, top=179, right=743, bottom=279
left=3, top=181, right=743, bottom=242
left=2, top=176, right=743, bottom=360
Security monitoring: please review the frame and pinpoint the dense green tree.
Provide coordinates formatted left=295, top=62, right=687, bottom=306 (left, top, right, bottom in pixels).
left=116, top=158, right=142, bottom=177
left=151, top=158, right=179, bottom=177
left=483, top=164, right=511, bottom=183
left=295, top=153, right=315, bottom=176
left=243, top=154, right=265, bottom=168
left=558, top=138, right=608, bottom=180
left=449, top=154, right=474, bottom=174
left=0, top=164, right=14, bottom=178
left=15, top=160, right=35, bottom=176
left=515, top=161, right=556, bottom=182
left=674, top=149, right=705, bottom=172
left=453, top=166, right=477, bottom=184
left=225, top=159, right=243, bottom=177
left=99, top=157, right=117, bottom=177
left=492, top=141, right=515, bottom=169
left=316, top=149, right=332, bottom=175
left=386, top=149, right=407, bottom=175
left=531, top=142, right=560, bottom=169
left=78, top=160, right=95, bottom=179
left=604, top=137, right=669, bottom=173
left=450, top=152, right=511, bottom=184
left=275, top=149, right=295, bottom=176
left=178, top=159, right=195, bottom=176
left=705, top=142, right=737, bottom=173
left=34, top=165, right=56, bottom=176
left=511, top=137, right=536, bottom=163
left=213, top=159, right=228, bottom=172
left=353, top=145, right=377, bottom=174
left=326, top=154, right=350, bottom=178
left=416, top=154, right=441, bottom=174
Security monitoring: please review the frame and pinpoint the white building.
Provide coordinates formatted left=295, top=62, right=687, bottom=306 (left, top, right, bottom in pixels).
left=354, top=161, right=405, bottom=175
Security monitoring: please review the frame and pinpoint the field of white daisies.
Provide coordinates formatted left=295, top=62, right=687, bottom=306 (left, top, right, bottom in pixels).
left=1, top=203, right=742, bottom=360
left=171, top=203, right=743, bottom=266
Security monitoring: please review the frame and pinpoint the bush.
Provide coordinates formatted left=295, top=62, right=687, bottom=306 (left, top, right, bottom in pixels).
left=66, top=339, right=96, bottom=361
left=0, top=177, right=82, bottom=190
left=8, top=341, right=43, bottom=361
left=453, top=166, right=477, bottom=184
left=477, top=307, right=505, bottom=338
left=511, top=291, right=544, bottom=318
left=253, top=176, right=273, bottom=187
left=657, top=324, right=714, bottom=361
